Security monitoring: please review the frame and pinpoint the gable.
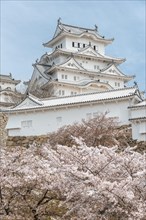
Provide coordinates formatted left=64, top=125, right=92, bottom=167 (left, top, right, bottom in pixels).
left=78, top=47, right=103, bottom=58
left=14, top=97, right=43, bottom=109
left=60, top=57, right=85, bottom=70
left=102, top=64, right=125, bottom=76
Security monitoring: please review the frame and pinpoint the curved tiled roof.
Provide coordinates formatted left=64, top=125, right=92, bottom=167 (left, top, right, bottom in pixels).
left=44, top=21, right=114, bottom=47
left=44, top=61, right=133, bottom=81
left=129, top=117, right=146, bottom=121
left=41, top=79, right=113, bottom=90
left=55, top=22, right=114, bottom=41
left=0, top=74, right=21, bottom=85
left=40, top=48, right=125, bottom=65
left=5, top=87, right=143, bottom=112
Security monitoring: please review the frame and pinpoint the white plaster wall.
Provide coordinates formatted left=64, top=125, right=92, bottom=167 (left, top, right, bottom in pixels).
left=55, top=86, right=80, bottom=96
left=78, top=58, right=107, bottom=71
left=7, top=99, right=130, bottom=136
left=131, top=123, right=139, bottom=140
left=51, top=55, right=124, bottom=90
left=131, top=121, right=146, bottom=141
left=62, top=36, right=105, bottom=55
left=52, top=40, right=65, bottom=51
left=57, top=70, right=89, bottom=83
left=130, top=107, right=146, bottom=118
left=130, top=106, right=146, bottom=141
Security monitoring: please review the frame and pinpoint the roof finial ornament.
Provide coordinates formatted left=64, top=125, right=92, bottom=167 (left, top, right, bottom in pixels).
left=35, top=58, right=39, bottom=63
left=58, top=17, right=61, bottom=24
left=9, top=72, right=12, bottom=78
left=95, top=24, right=98, bottom=32
left=134, top=81, right=138, bottom=88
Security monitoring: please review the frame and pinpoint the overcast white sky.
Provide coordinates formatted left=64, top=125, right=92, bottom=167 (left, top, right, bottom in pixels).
left=1, top=0, right=145, bottom=91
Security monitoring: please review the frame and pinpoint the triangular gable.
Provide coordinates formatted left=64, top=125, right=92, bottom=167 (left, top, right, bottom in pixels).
left=59, top=57, right=86, bottom=70
left=77, top=46, right=103, bottom=58
left=101, top=64, right=126, bottom=76
left=13, top=95, right=43, bottom=109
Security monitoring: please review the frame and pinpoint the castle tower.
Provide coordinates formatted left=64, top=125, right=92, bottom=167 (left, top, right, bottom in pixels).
left=28, top=19, right=134, bottom=98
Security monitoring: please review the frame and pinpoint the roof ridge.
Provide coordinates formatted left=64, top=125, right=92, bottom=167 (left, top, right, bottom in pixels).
left=40, top=86, right=136, bottom=101
left=61, top=22, right=96, bottom=32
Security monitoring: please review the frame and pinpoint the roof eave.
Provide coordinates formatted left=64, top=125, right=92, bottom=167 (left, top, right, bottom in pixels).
left=4, top=95, right=135, bottom=114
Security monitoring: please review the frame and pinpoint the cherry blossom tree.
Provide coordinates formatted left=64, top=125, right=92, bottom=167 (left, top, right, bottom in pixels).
left=0, top=136, right=145, bottom=220
left=48, top=113, right=131, bottom=148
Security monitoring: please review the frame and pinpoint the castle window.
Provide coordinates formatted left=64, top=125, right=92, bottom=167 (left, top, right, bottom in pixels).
left=94, top=65, right=99, bottom=70
left=72, top=42, right=75, bottom=47
left=71, top=91, right=74, bottom=95
left=93, top=45, right=96, bottom=50
left=78, top=43, right=80, bottom=48
left=21, top=120, right=32, bottom=128
left=74, top=76, right=77, bottom=81
left=61, top=74, right=67, bottom=79
left=60, top=43, right=62, bottom=48
left=59, top=90, right=65, bottom=96
left=62, top=90, right=65, bottom=95
left=118, top=83, right=120, bottom=87
left=83, top=44, right=85, bottom=48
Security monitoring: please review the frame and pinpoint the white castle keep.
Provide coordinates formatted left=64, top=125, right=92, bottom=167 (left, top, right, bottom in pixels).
left=5, top=19, right=146, bottom=141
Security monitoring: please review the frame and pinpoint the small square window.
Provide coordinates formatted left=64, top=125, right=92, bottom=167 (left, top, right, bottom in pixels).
left=62, top=90, right=65, bottom=95
left=21, top=120, right=32, bottom=128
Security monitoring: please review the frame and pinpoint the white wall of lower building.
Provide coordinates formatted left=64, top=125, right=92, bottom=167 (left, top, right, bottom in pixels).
left=131, top=121, right=146, bottom=141
left=130, top=106, right=146, bottom=141
left=6, top=99, right=130, bottom=136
